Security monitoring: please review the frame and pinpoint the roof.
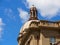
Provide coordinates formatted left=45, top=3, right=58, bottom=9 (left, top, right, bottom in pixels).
left=20, top=20, right=39, bottom=33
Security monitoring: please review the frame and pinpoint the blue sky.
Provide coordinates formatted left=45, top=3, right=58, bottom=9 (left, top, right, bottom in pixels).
left=0, top=0, right=60, bottom=45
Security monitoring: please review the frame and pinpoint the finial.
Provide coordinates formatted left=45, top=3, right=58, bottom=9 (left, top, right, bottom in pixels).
left=31, top=5, right=35, bottom=8
left=32, top=5, right=34, bottom=7
left=29, top=5, right=38, bottom=20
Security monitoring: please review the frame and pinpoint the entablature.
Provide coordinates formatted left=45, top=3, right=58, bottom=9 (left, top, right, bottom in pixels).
left=29, top=20, right=60, bottom=29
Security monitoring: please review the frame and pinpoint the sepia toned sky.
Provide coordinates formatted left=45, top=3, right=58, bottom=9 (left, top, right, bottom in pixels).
left=0, top=0, right=60, bottom=45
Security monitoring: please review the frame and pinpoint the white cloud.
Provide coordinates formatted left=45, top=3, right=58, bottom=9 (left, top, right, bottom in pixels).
left=4, top=8, right=16, bottom=20
left=0, top=18, right=5, bottom=40
left=5, top=8, right=13, bottom=16
left=23, top=0, right=60, bottom=19
left=17, top=8, right=29, bottom=23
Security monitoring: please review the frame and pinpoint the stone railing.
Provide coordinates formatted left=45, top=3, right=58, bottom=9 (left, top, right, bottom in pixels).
left=30, top=22, right=38, bottom=28
left=29, top=21, right=60, bottom=28
left=39, top=22, right=59, bottom=27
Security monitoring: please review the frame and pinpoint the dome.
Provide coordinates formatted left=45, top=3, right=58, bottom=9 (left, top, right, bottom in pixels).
left=17, top=20, right=39, bottom=41
left=20, top=20, right=32, bottom=33
left=20, top=20, right=39, bottom=33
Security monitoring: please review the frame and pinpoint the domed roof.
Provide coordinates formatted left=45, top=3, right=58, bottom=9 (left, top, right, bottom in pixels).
left=20, top=21, right=32, bottom=33
left=17, top=20, right=39, bottom=41
left=20, top=20, right=39, bottom=33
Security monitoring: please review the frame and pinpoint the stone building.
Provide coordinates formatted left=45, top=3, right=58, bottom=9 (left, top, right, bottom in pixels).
left=17, top=6, right=60, bottom=45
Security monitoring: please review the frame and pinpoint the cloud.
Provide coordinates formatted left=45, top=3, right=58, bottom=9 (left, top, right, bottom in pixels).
left=5, top=8, right=13, bottom=16
left=0, top=18, right=5, bottom=40
left=23, top=0, right=60, bottom=19
left=17, top=8, right=29, bottom=23
left=4, top=8, right=16, bottom=20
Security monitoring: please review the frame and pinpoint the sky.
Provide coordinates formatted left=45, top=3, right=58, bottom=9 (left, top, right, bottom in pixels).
left=0, top=0, right=60, bottom=45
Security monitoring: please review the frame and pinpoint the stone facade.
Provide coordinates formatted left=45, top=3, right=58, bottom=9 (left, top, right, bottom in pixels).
left=17, top=6, right=60, bottom=45
left=17, top=20, right=60, bottom=45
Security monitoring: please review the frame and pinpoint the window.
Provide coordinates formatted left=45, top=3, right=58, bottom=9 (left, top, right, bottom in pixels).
left=50, top=37, right=56, bottom=45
